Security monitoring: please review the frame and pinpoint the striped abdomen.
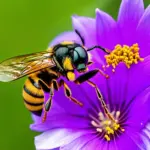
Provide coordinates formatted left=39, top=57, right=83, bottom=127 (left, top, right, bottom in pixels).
left=23, top=77, right=44, bottom=116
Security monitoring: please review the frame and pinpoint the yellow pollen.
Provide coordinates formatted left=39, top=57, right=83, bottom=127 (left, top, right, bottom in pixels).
left=104, top=134, right=111, bottom=141
left=104, top=43, right=144, bottom=72
left=105, top=126, right=114, bottom=134
left=103, top=120, right=111, bottom=126
left=91, top=111, right=125, bottom=142
left=113, top=123, right=120, bottom=130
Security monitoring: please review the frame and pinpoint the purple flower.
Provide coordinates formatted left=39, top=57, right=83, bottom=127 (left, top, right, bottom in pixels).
left=31, top=0, right=150, bottom=149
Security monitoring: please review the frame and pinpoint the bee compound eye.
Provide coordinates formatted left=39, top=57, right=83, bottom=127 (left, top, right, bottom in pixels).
left=73, top=50, right=79, bottom=63
left=75, top=47, right=87, bottom=59
left=55, top=47, right=69, bottom=58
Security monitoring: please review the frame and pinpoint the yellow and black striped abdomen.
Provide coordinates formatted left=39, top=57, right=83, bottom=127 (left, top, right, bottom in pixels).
left=23, top=77, right=44, bottom=116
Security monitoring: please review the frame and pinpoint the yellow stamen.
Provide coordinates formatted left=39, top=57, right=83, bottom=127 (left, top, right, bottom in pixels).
left=105, top=43, right=144, bottom=72
left=105, top=126, right=114, bottom=134
left=103, top=120, right=111, bottom=126
left=104, top=134, right=111, bottom=141
left=113, top=123, right=120, bottom=130
left=91, top=110, right=125, bottom=142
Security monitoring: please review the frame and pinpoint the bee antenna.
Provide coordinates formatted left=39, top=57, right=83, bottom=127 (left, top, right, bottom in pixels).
left=75, top=29, right=85, bottom=46
left=87, top=46, right=110, bottom=54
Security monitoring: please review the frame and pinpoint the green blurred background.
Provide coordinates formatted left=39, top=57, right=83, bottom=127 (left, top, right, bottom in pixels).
left=0, top=0, right=150, bottom=149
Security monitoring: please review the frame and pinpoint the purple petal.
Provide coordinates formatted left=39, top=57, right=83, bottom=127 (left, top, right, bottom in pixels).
left=96, top=8, right=120, bottom=49
left=60, top=134, right=99, bottom=150
left=35, top=129, right=88, bottom=150
left=126, top=55, right=150, bottom=103
left=100, top=63, right=129, bottom=111
left=48, top=31, right=81, bottom=47
left=32, top=114, right=41, bottom=123
left=31, top=90, right=90, bottom=132
left=120, top=130, right=150, bottom=150
left=117, top=87, right=150, bottom=148
left=142, top=123, right=150, bottom=149
left=81, top=138, right=112, bottom=150
left=95, top=8, right=120, bottom=64
left=81, top=138, right=126, bottom=150
left=117, top=125, right=150, bottom=149
left=61, top=134, right=122, bottom=150
left=118, top=0, right=144, bottom=45
left=116, top=132, right=143, bottom=150
left=136, top=5, right=150, bottom=57
left=72, top=15, right=96, bottom=48
left=31, top=114, right=90, bottom=132
left=127, top=86, right=150, bottom=130
left=104, top=55, right=150, bottom=111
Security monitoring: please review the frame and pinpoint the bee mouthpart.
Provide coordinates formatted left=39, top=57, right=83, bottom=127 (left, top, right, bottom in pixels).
left=79, top=68, right=88, bottom=73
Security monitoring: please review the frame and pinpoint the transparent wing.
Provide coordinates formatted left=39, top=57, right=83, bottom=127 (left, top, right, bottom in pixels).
left=0, top=51, right=56, bottom=82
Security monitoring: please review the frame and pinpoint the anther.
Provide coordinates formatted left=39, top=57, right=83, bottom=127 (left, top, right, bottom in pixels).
left=96, top=128, right=103, bottom=132
left=104, top=43, right=144, bottom=72
left=98, top=112, right=104, bottom=120
left=104, top=134, right=111, bottom=141
left=116, top=111, right=120, bottom=119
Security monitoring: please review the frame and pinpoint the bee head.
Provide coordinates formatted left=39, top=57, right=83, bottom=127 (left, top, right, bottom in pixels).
left=54, top=43, right=88, bottom=72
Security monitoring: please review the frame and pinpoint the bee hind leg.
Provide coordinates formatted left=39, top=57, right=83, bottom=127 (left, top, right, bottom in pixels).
left=42, top=87, right=54, bottom=123
left=59, top=79, right=83, bottom=106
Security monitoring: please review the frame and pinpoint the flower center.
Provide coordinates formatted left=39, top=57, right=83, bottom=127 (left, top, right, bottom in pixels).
left=91, top=111, right=125, bottom=141
left=104, top=43, right=144, bottom=72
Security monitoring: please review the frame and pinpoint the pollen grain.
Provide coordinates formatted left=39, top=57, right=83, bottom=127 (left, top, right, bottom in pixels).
left=104, top=43, right=144, bottom=72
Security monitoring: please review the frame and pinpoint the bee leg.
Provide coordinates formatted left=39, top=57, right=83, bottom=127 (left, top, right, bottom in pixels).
left=42, top=87, right=54, bottom=123
left=74, top=70, right=114, bottom=122
left=52, top=80, right=59, bottom=91
left=87, top=80, right=115, bottom=122
left=59, top=79, right=83, bottom=106
left=74, top=69, right=108, bottom=85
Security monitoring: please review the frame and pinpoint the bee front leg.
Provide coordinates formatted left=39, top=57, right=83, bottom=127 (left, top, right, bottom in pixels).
left=59, top=79, right=83, bottom=106
left=86, top=80, right=115, bottom=122
left=75, top=69, right=108, bottom=85
left=74, top=70, right=115, bottom=122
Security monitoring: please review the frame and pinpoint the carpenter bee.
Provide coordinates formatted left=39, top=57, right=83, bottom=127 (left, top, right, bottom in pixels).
left=0, top=30, right=111, bottom=122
